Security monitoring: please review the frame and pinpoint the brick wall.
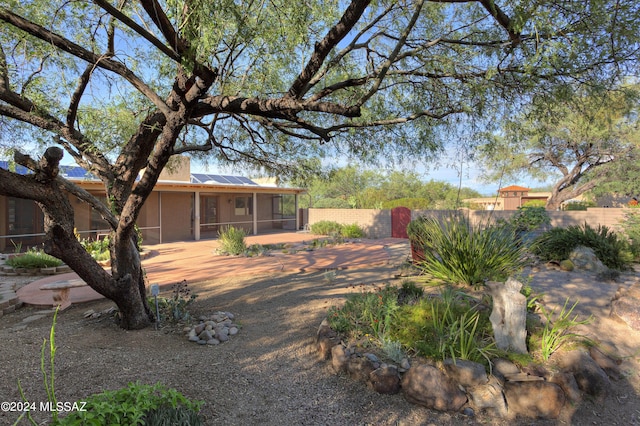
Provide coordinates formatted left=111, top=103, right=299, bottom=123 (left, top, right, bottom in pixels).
left=306, top=207, right=630, bottom=239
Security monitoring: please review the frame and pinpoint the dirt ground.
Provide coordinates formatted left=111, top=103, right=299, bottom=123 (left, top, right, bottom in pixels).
left=1, top=256, right=640, bottom=425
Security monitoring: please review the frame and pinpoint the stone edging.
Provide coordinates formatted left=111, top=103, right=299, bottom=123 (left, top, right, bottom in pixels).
left=316, top=318, right=623, bottom=420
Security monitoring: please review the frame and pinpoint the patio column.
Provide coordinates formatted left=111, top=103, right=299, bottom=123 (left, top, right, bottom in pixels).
left=295, top=194, right=299, bottom=230
left=194, top=190, right=201, bottom=241
left=252, top=192, right=258, bottom=235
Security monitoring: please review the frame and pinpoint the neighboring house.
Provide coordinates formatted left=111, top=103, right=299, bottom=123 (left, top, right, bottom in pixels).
left=0, top=157, right=305, bottom=252
left=464, top=185, right=551, bottom=211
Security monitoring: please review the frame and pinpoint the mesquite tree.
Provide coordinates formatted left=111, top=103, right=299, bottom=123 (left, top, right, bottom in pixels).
left=0, top=0, right=638, bottom=329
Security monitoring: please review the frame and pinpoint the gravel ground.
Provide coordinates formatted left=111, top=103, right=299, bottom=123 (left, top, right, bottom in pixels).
left=1, top=259, right=640, bottom=425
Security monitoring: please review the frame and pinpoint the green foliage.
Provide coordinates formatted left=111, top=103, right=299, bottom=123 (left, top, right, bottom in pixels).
left=327, top=284, right=399, bottom=338
left=142, top=405, right=203, bottom=426
left=409, top=214, right=526, bottom=287
left=535, top=299, right=591, bottom=361
left=6, top=248, right=62, bottom=268
left=78, top=235, right=110, bottom=262
left=563, top=201, right=596, bottom=211
left=382, top=198, right=432, bottom=209
left=531, top=223, right=633, bottom=270
left=310, top=220, right=343, bottom=236
left=390, top=286, right=496, bottom=365
left=154, top=280, right=198, bottom=323
left=620, top=209, right=640, bottom=260
left=508, top=206, right=551, bottom=233
left=15, top=309, right=60, bottom=426
left=217, top=226, right=247, bottom=255
left=310, top=221, right=364, bottom=238
left=340, top=223, right=364, bottom=238
left=57, top=382, right=203, bottom=425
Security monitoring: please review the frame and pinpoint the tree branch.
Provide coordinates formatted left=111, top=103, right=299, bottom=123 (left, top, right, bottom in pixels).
left=0, top=8, right=171, bottom=116
left=93, top=0, right=182, bottom=62
left=287, top=0, right=372, bottom=99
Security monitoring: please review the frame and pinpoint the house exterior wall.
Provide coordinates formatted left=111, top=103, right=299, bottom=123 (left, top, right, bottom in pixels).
left=138, top=192, right=161, bottom=244
left=502, top=197, right=522, bottom=211
left=159, top=192, right=194, bottom=242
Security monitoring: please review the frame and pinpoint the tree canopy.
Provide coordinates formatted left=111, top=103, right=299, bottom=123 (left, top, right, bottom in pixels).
left=0, top=0, right=638, bottom=328
left=297, top=166, right=482, bottom=209
left=478, top=86, right=640, bottom=210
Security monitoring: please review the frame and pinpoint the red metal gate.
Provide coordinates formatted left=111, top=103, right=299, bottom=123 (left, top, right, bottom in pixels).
left=391, top=206, right=411, bottom=238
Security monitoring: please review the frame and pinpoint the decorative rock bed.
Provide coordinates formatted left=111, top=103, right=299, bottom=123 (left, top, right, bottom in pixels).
left=316, top=318, right=622, bottom=420
left=184, top=311, right=240, bottom=345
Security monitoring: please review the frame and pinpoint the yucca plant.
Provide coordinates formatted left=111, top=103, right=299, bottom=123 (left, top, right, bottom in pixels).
left=217, top=225, right=247, bottom=255
left=412, top=214, right=526, bottom=287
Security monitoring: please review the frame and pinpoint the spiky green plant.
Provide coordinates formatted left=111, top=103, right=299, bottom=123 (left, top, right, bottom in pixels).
left=411, top=214, right=526, bottom=287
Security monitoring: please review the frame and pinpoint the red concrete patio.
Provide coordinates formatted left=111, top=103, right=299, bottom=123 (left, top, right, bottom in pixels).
left=17, top=232, right=409, bottom=309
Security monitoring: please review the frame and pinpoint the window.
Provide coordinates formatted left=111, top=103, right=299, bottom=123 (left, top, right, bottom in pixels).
left=234, top=196, right=253, bottom=216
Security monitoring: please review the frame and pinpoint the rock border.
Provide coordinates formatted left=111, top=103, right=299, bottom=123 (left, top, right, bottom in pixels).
left=316, top=318, right=623, bottom=420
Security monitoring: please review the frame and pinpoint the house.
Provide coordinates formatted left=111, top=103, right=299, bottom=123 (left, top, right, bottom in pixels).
left=0, top=157, right=305, bottom=252
left=464, top=185, right=551, bottom=210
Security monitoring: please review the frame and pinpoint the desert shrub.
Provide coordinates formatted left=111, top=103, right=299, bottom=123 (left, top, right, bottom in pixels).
left=310, top=220, right=343, bottom=236
left=327, top=284, right=399, bottom=337
left=389, top=286, right=496, bottom=364
left=620, top=209, right=640, bottom=261
left=6, top=248, right=63, bottom=268
left=153, top=280, right=198, bottom=323
left=410, top=214, right=526, bottom=287
left=531, top=223, right=632, bottom=270
left=313, top=198, right=351, bottom=208
left=58, top=382, right=203, bottom=425
left=217, top=225, right=247, bottom=255
left=508, top=206, right=551, bottom=234
left=382, top=198, right=431, bottom=209
left=79, top=235, right=111, bottom=261
left=340, top=223, right=364, bottom=238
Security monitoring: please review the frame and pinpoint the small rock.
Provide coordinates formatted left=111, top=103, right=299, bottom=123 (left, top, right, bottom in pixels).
left=197, top=339, right=207, bottom=345
left=331, top=345, right=349, bottom=374
left=198, top=330, right=213, bottom=341
left=369, top=366, right=400, bottom=394
left=217, top=333, right=229, bottom=342
left=504, top=381, right=565, bottom=419
left=194, top=323, right=205, bottom=335
left=229, top=326, right=239, bottom=335
left=207, top=338, right=220, bottom=345
left=188, top=335, right=199, bottom=342
left=443, top=358, right=488, bottom=387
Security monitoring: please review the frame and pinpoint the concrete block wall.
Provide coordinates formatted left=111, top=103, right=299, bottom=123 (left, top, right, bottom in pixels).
left=306, top=207, right=631, bottom=239
left=308, top=209, right=392, bottom=239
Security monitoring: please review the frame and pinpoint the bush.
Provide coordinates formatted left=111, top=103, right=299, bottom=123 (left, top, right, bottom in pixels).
left=340, top=223, right=364, bottom=238
left=217, top=225, right=247, bottom=255
left=531, top=223, right=632, bottom=270
left=508, top=206, right=551, bottom=233
left=58, top=382, right=203, bottom=425
left=310, top=220, right=343, bottom=236
left=409, top=214, right=526, bottom=287
left=620, top=210, right=640, bottom=261
left=6, top=248, right=63, bottom=268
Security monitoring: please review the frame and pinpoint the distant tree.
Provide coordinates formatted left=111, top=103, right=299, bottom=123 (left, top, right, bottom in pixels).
left=479, top=87, right=640, bottom=210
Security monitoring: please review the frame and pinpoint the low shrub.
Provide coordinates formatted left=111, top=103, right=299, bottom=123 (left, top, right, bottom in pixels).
left=340, top=223, right=364, bottom=238
left=6, top=248, right=63, bottom=268
left=310, top=221, right=365, bottom=238
left=217, top=225, right=247, bottom=255
left=531, top=223, right=633, bottom=270
left=310, top=220, right=343, bottom=236
left=58, top=382, right=203, bottom=425
left=153, top=280, right=198, bottom=323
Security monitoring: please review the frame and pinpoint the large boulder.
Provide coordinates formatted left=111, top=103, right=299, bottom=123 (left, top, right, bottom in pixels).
left=401, top=364, right=467, bottom=412
left=554, top=350, right=611, bottom=400
left=569, top=246, right=607, bottom=273
left=504, top=381, right=565, bottom=419
left=610, top=283, right=640, bottom=331
left=443, top=358, right=488, bottom=387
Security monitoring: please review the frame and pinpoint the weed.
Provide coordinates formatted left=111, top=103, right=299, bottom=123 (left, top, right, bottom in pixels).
left=6, top=248, right=63, bottom=269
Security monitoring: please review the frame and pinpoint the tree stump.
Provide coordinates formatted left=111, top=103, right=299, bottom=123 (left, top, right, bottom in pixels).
left=487, top=278, right=528, bottom=354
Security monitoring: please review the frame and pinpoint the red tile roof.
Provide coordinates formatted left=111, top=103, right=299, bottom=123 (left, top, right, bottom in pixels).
left=499, top=185, right=531, bottom=192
